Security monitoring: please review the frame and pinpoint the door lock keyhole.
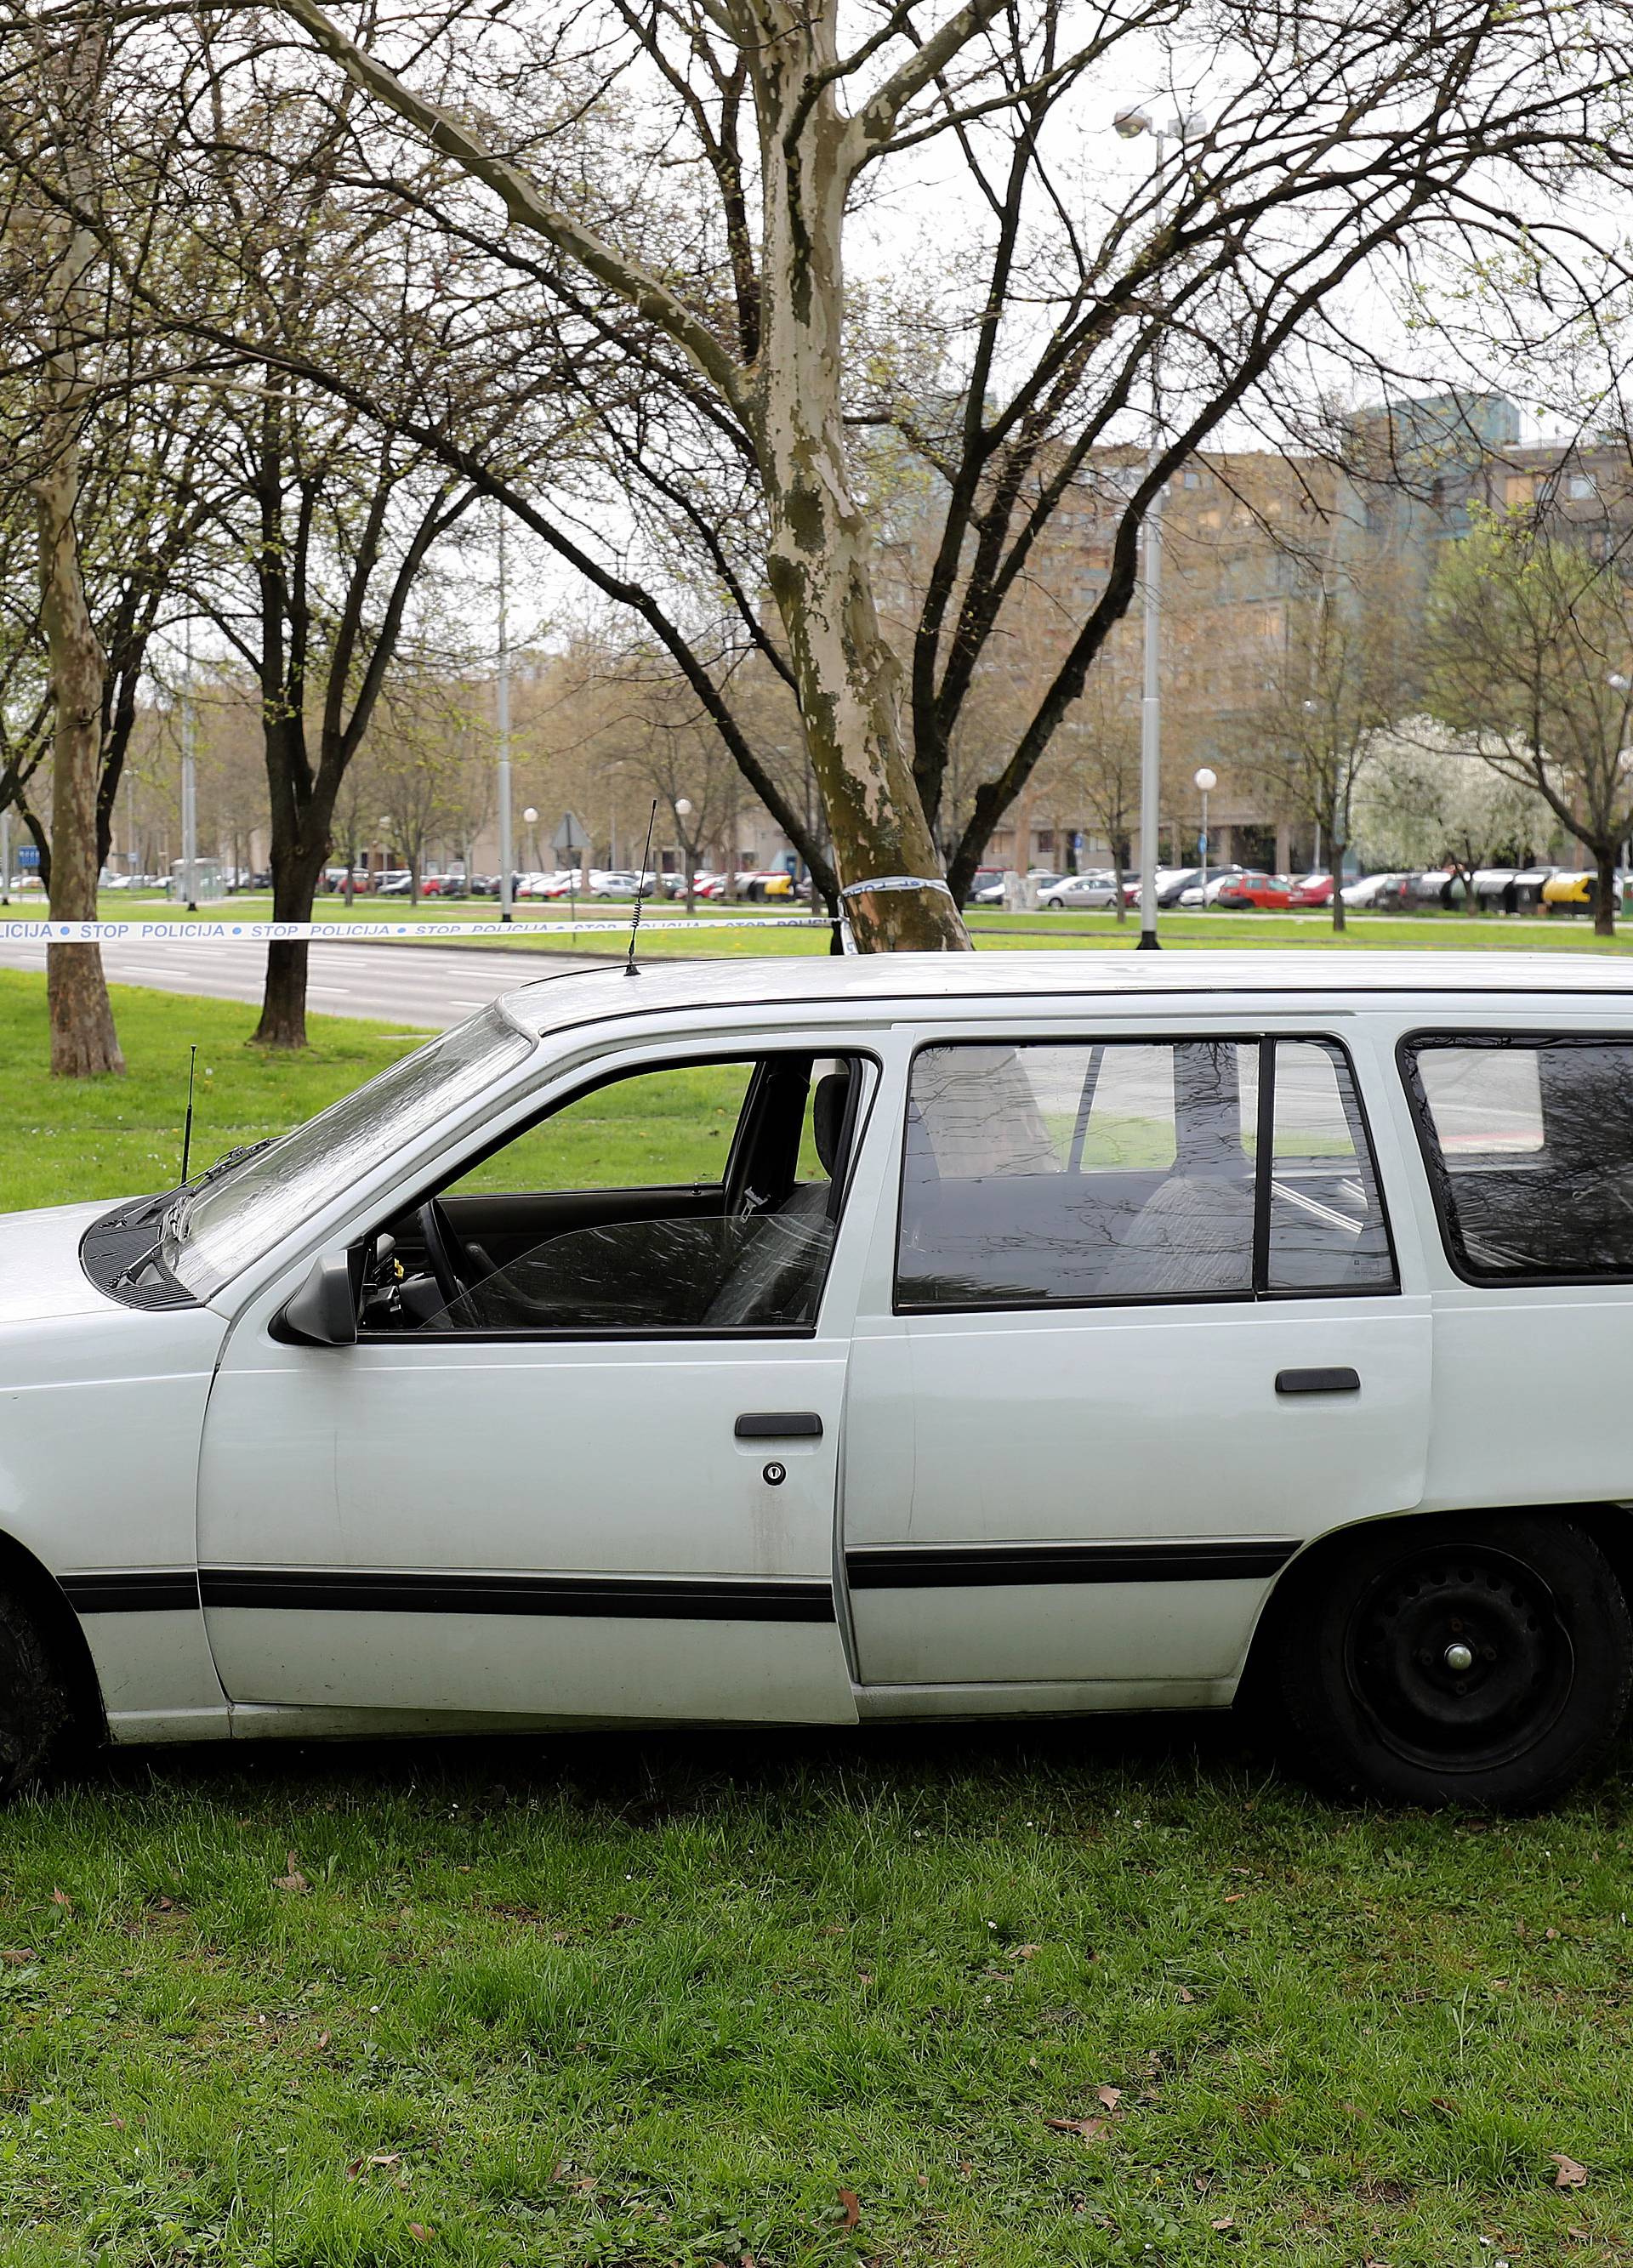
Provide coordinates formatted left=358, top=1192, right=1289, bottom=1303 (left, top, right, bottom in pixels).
left=762, top=1461, right=787, bottom=1486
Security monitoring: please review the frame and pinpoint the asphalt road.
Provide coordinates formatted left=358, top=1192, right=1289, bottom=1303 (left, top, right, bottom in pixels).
left=0, top=935, right=606, bottom=1029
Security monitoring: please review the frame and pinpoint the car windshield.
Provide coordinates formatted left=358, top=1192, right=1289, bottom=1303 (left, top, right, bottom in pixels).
left=164, top=1004, right=534, bottom=1299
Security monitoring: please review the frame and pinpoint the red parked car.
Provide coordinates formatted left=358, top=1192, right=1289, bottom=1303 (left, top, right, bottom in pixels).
left=1215, top=870, right=1292, bottom=910
left=1288, top=871, right=1334, bottom=907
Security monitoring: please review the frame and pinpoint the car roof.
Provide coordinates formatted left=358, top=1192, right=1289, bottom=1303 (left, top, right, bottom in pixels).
left=498, top=946, right=1633, bottom=1041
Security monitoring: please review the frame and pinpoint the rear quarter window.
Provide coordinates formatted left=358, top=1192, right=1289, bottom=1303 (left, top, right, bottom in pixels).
left=1401, top=1032, right=1633, bottom=1282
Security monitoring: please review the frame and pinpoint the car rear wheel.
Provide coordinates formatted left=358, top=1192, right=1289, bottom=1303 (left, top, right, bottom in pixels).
left=0, top=1586, right=72, bottom=1798
left=1277, top=1514, right=1633, bottom=1809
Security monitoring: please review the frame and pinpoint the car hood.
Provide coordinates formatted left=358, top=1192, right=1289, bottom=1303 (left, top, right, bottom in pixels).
left=0, top=1200, right=122, bottom=1325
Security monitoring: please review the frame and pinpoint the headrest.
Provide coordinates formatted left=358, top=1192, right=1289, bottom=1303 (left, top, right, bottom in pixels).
left=812, top=1067, right=851, bottom=1177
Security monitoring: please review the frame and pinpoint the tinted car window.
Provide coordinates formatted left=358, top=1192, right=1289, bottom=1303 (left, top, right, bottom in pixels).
left=1403, top=1035, right=1633, bottom=1280
left=898, top=1037, right=1393, bottom=1310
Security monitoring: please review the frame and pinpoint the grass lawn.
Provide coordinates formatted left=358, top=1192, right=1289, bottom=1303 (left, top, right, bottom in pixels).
left=3, top=1726, right=1631, bottom=2265
left=0, top=973, right=425, bottom=1213
left=3, top=971, right=1633, bottom=2263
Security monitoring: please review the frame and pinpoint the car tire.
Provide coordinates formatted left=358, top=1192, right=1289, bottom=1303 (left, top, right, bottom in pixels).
left=0, top=1585, right=72, bottom=1798
left=1276, top=1513, right=1633, bottom=1810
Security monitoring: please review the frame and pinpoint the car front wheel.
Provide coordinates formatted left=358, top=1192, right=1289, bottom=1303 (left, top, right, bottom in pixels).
left=1277, top=1513, right=1633, bottom=1809
left=0, top=1586, right=72, bottom=1798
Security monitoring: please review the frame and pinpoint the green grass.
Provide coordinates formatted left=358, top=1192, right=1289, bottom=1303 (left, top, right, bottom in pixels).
left=4, top=971, right=1633, bottom=2263
left=3, top=1728, right=1631, bottom=2265
left=0, top=973, right=425, bottom=1213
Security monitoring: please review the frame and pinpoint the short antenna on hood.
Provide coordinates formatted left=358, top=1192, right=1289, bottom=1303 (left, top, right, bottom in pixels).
left=179, top=1043, right=198, bottom=1184
left=625, top=799, right=659, bottom=976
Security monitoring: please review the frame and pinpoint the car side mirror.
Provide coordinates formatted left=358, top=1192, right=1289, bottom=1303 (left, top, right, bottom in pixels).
left=276, top=1252, right=357, bottom=1347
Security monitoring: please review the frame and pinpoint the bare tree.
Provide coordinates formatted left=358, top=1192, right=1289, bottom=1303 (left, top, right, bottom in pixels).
left=1425, top=512, right=1633, bottom=938
left=7, top=19, right=124, bottom=1071
left=1239, top=554, right=1416, bottom=932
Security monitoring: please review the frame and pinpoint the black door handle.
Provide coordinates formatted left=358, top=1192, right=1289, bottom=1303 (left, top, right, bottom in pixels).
left=1276, top=1367, right=1361, bottom=1395
left=735, top=1411, right=823, bottom=1440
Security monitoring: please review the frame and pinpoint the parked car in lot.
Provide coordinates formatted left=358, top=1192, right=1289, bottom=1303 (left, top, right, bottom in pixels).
left=13, top=951, right=1633, bottom=1808
left=1041, top=871, right=1120, bottom=909
left=1177, top=869, right=1243, bottom=907
left=1212, top=870, right=1292, bottom=910
left=963, top=867, right=1004, bottom=905
left=1288, top=871, right=1334, bottom=907
left=1340, top=871, right=1408, bottom=909
left=1542, top=869, right=1630, bottom=914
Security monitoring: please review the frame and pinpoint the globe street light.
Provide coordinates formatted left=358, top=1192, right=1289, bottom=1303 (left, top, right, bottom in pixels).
left=521, top=805, right=538, bottom=878
left=674, top=799, right=693, bottom=904
left=1194, top=768, right=1217, bottom=904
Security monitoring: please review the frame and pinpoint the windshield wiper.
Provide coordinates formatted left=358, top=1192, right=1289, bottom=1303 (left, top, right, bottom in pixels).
left=184, top=1135, right=281, bottom=1192
left=162, top=1135, right=283, bottom=1242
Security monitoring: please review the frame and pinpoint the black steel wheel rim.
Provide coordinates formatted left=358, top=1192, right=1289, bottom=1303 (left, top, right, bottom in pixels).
left=1343, top=1544, right=1573, bottom=1773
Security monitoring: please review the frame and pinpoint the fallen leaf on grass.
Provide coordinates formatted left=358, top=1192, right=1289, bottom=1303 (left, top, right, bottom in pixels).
left=1550, top=2153, right=1590, bottom=2190
left=1044, top=2117, right=1107, bottom=2141
left=0, top=1950, right=35, bottom=1965
left=315, top=2031, right=331, bottom=2049
left=407, top=2225, right=433, bottom=2243
left=838, top=2188, right=861, bottom=2229
left=272, top=1852, right=309, bottom=1894
left=1210, top=2216, right=1235, bottom=2231
left=346, top=2153, right=402, bottom=2177
left=50, top=1890, right=72, bottom=1914
left=1014, top=1942, right=1041, bottom=1960
left=1222, top=1893, right=1245, bottom=1905
left=1177, top=1987, right=1196, bottom=2004
left=1095, top=2085, right=1123, bottom=2113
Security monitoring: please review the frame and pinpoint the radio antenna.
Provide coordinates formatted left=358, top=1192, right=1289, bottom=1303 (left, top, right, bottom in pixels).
left=624, top=798, right=659, bottom=976
left=179, top=1044, right=198, bottom=1184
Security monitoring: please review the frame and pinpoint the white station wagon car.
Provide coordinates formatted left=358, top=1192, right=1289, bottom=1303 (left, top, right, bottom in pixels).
left=6, top=950, right=1633, bottom=1810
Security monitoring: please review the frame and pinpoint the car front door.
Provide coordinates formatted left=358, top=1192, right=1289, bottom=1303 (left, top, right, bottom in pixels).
left=195, top=1042, right=873, bottom=1727
left=842, top=1020, right=1432, bottom=1697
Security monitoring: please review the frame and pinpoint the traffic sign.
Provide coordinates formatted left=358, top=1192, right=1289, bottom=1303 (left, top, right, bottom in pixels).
left=16, top=844, right=40, bottom=869
left=552, top=811, right=589, bottom=854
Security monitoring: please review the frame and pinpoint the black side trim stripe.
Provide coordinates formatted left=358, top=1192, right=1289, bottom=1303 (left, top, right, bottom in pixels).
left=60, top=1571, right=201, bottom=1614
left=845, top=1540, right=1296, bottom=1589
left=198, top=1567, right=836, bottom=1624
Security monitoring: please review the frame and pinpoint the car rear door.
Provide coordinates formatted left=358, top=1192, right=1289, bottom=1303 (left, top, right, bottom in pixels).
left=841, top=1017, right=1432, bottom=1698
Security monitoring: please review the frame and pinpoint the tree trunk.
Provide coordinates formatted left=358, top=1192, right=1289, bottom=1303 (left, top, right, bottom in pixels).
left=36, top=446, right=124, bottom=1077
left=1329, top=846, right=1347, bottom=934
left=253, top=841, right=327, bottom=1047
left=753, top=27, right=968, bottom=954
left=1112, top=843, right=1129, bottom=924
left=32, top=26, right=122, bottom=1077
left=1594, top=844, right=1618, bottom=938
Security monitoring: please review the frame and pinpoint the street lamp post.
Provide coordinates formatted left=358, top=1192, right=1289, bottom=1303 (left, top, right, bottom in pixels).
left=1194, top=767, right=1216, bottom=906
left=496, top=513, right=514, bottom=924
left=1610, top=676, right=1630, bottom=918
left=179, top=618, right=197, bottom=911
left=521, top=805, right=538, bottom=879
left=1112, top=104, right=1186, bottom=951
left=674, top=797, right=693, bottom=911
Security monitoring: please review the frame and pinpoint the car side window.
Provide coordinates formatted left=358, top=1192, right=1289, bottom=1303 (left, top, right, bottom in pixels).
left=1403, top=1033, right=1633, bottom=1281
left=896, top=1035, right=1395, bottom=1311
left=364, top=1053, right=860, bottom=1336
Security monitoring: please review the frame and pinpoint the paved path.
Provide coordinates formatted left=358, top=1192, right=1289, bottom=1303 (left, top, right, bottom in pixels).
left=0, top=935, right=606, bottom=1030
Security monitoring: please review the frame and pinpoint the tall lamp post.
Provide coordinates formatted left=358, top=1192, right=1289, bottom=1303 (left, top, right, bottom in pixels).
left=1194, top=767, right=1216, bottom=907
left=496, top=512, right=514, bottom=924
left=1113, top=104, right=1171, bottom=951
left=521, top=805, right=538, bottom=881
left=1609, top=674, right=1630, bottom=919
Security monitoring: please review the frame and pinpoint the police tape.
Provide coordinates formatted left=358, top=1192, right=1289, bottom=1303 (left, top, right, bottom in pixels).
left=0, top=915, right=837, bottom=944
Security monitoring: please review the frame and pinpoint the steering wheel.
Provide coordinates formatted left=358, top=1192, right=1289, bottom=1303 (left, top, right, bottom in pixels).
left=415, top=1198, right=474, bottom=1307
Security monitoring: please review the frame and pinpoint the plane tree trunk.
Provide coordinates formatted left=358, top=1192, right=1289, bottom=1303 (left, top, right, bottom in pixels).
left=751, top=3, right=969, bottom=953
